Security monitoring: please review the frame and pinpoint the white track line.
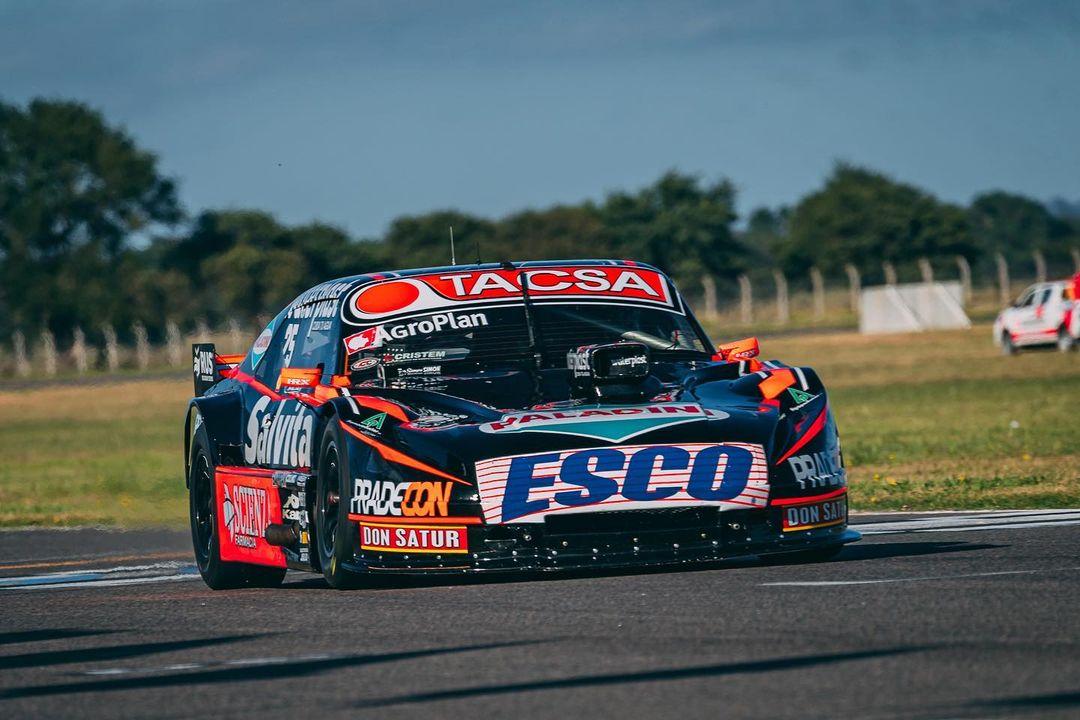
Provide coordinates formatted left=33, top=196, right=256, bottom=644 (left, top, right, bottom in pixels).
left=763, top=566, right=1080, bottom=587
left=852, top=509, right=1080, bottom=535
left=0, top=561, right=199, bottom=591
left=2, top=573, right=202, bottom=591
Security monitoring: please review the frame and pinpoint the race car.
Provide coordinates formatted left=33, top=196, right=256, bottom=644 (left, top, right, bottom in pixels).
left=185, top=260, right=858, bottom=589
left=993, top=277, right=1079, bottom=354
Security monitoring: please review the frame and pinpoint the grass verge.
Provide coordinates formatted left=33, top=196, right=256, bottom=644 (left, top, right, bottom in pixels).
left=0, top=324, right=1075, bottom=526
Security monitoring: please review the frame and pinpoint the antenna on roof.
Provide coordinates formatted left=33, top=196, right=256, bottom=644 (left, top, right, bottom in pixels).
left=475, top=237, right=482, bottom=265
left=449, top=226, right=456, bottom=265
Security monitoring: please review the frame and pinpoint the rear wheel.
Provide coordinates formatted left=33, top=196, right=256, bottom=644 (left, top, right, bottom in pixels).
left=314, top=423, right=364, bottom=589
left=1058, top=327, right=1075, bottom=353
left=1001, top=331, right=1017, bottom=356
left=188, top=433, right=286, bottom=590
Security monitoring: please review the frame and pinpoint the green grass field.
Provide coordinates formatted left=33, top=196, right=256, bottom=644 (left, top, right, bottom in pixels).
left=0, top=324, right=1077, bottom=527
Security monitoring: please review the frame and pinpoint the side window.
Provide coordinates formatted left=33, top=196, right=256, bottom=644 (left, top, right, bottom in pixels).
left=254, top=310, right=340, bottom=386
left=1016, top=289, right=1036, bottom=308
left=253, top=318, right=295, bottom=387
left=293, top=315, right=339, bottom=375
left=1038, top=288, right=1052, bottom=306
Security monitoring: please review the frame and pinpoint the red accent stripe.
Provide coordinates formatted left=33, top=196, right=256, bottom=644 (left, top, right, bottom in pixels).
left=770, top=487, right=847, bottom=506
left=232, top=369, right=285, bottom=401
left=348, top=513, right=482, bottom=525
left=215, top=465, right=276, bottom=477
left=774, top=406, right=828, bottom=465
left=340, top=421, right=467, bottom=485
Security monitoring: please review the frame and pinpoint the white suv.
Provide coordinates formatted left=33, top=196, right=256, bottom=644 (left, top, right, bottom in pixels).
left=993, top=280, right=1078, bottom=354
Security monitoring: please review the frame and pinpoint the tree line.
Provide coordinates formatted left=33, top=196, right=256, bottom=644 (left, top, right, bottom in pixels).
left=2, top=98, right=1078, bottom=345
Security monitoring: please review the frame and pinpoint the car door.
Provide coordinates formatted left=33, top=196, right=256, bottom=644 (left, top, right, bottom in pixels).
left=1022, top=286, right=1055, bottom=340
left=1008, top=286, right=1040, bottom=343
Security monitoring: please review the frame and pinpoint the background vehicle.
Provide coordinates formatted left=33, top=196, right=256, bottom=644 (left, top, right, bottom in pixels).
left=184, top=260, right=857, bottom=589
left=993, top=277, right=1079, bottom=354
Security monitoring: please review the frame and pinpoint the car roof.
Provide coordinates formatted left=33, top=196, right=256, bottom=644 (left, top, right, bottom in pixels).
left=328, top=258, right=663, bottom=289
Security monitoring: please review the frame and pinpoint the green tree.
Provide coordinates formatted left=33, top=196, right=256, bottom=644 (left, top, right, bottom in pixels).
left=156, top=210, right=379, bottom=323
left=968, top=191, right=1076, bottom=271
left=599, top=171, right=744, bottom=286
left=783, top=164, right=975, bottom=279
left=0, top=99, right=181, bottom=340
left=381, top=210, right=495, bottom=270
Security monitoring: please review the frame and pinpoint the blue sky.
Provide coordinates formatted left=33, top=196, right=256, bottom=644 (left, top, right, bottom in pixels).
left=2, top=0, right=1077, bottom=236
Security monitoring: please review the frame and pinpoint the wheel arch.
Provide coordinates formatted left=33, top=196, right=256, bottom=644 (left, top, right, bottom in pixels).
left=183, top=392, right=244, bottom=488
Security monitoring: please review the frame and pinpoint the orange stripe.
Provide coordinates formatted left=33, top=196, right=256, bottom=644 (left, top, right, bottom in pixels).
left=352, top=396, right=411, bottom=422
left=232, top=369, right=285, bottom=401
left=340, top=421, right=466, bottom=484
left=215, top=353, right=246, bottom=365
left=758, top=368, right=795, bottom=399
left=215, top=465, right=276, bottom=477
left=348, top=513, right=482, bottom=525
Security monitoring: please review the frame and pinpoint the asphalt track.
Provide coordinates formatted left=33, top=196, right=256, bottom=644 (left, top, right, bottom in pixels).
left=1, top=511, right=1078, bottom=719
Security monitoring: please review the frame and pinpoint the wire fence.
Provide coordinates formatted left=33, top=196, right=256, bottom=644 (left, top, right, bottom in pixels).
left=2, top=252, right=1077, bottom=379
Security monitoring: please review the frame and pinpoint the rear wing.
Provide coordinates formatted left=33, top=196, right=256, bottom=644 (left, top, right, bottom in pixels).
left=192, top=343, right=244, bottom=396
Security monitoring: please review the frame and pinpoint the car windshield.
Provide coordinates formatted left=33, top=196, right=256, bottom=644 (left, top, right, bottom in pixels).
left=343, top=301, right=711, bottom=372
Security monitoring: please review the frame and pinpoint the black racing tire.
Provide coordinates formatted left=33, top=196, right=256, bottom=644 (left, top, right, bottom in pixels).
left=1001, top=331, right=1017, bottom=356
left=759, top=544, right=845, bottom=565
left=314, top=422, right=364, bottom=590
left=1057, top=327, right=1075, bottom=353
left=188, top=431, right=286, bottom=590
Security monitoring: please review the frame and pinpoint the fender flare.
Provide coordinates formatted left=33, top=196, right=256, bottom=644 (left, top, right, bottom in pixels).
left=183, top=392, right=244, bottom=487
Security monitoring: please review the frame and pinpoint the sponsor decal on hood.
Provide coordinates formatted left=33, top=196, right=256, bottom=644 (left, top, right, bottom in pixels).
left=478, top=403, right=727, bottom=443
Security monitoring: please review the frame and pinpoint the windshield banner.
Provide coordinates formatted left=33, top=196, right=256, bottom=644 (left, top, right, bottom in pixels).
left=342, top=266, right=675, bottom=324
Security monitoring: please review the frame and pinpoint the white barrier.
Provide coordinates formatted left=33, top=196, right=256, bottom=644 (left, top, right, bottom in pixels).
left=859, top=281, right=971, bottom=334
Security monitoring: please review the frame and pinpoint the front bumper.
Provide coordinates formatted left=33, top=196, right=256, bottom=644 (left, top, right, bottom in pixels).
left=345, top=505, right=860, bottom=575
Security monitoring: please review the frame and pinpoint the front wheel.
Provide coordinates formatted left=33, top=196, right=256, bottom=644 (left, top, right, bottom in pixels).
left=1057, top=327, right=1075, bottom=353
left=1001, top=331, right=1017, bottom=356
left=314, top=422, right=364, bottom=589
left=188, top=434, right=286, bottom=590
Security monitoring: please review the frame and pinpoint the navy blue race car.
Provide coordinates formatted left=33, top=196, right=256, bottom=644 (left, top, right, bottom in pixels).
left=185, top=260, right=857, bottom=589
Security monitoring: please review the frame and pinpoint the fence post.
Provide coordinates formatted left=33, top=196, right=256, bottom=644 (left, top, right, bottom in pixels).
left=844, top=263, right=861, bottom=314
left=809, top=267, right=825, bottom=320
left=166, top=321, right=184, bottom=367
left=882, top=261, right=898, bottom=286
left=13, top=330, right=30, bottom=378
left=1072, top=248, right=1080, bottom=273
left=995, top=253, right=1010, bottom=306
left=955, top=256, right=972, bottom=305
left=71, top=327, right=88, bottom=374
left=195, top=319, right=210, bottom=343
left=102, top=324, right=120, bottom=372
left=133, top=322, right=150, bottom=370
left=701, top=275, right=718, bottom=319
left=918, top=257, right=933, bottom=284
left=771, top=269, right=789, bottom=324
left=227, top=318, right=243, bottom=355
left=40, top=329, right=58, bottom=377
left=1033, top=250, right=1047, bottom=284
left=738, top=274, right=752, bottom=325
